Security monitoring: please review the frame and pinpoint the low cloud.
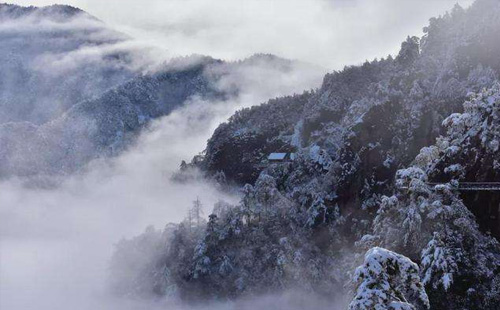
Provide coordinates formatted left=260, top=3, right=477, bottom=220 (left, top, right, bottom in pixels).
left=0, top=0, right=476, bottom=308
left=0, top=51, right=323, bottom=309
left=0, top=12, right=169, bottom=124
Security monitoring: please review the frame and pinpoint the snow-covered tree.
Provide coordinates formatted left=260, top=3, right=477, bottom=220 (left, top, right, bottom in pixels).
left=397, top=36, right=420, bottom=66
left=349, top=247, right=429, bottom=310
left=108, top=2, right=500, bottom=306
left=420, top=232, right=457, bottom=291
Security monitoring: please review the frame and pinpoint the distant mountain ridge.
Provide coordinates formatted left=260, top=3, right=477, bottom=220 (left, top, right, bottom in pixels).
left=0, top=53, right=316, bottom=178
left=0, top=3, right=92, bottom=21
left=0, top=3, right=324, bottom=180
left=0, top=3, right=133, bottom=125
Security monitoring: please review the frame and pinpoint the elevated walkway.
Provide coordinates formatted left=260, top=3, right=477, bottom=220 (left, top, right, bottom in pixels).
left=428, top=182, right=500, bottom=191
left=398, top=182, right=500, bottom=191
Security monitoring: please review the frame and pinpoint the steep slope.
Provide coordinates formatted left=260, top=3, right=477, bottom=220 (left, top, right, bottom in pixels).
left=0, top=56, right=220, bottom=177
left=371, top=84, right=500, bottom=310
left=110, top=0, right=500, bottom=308
left=201, top=0, right=500, bottom=231
left=203, top=92, right=311, bottom=184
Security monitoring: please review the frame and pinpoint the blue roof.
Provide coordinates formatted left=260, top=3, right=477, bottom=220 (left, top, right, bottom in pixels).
left=268, top=153, right=287, bottom=160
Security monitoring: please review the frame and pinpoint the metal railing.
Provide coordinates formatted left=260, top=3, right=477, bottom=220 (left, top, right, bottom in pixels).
left=427, top=182, right=500, bottom=191
left=397, top=182, right=500, bottom=191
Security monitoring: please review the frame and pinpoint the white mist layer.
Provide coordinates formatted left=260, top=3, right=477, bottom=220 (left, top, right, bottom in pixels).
left=0, top=56, right=324, bottom=309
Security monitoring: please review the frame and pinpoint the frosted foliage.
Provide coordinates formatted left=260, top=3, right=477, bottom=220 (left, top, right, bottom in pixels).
left=395, top=167, right=428, bottom=193
left=420, top=233, right=457, bottom=291
left=103, top=2, right=500, bottom=307
left=370, top=83, right=500, bottom=310
left=349, top=247, right=429, bottom=310
left=413, top=146, right=439, bottom=170
left=373, top=193, right=426, bottom=254
left=442, top=83, right=500, bottom=153
left=308, top=145, right=333, bottom=171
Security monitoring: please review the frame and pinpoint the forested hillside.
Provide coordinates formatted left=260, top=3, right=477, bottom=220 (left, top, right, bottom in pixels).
left=0, top=56, right=223, bottom=177
left=111, top=1, right=500, bottom=309
left=0, top=3, right=136, bottom=124
left=0, top=54, right=318, bottom=178
left=0, top=3, right=322, bottom=180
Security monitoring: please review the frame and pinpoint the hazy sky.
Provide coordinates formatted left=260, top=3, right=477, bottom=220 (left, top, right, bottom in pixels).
left=10, top=0, right=474, bottom=69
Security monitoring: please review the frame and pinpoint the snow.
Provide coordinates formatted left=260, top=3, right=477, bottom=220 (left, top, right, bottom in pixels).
left=349, top=247, right=429, bottom=310
left=291, top=120, right=303, bottom=148
left=268, top=153, right=287, bottom=161
left=383, top=155, right=394, bottom=168
left=444, top=164, right=463, bottom=174
left=421, top=234, right=457, bottom=292
left=108, top=5, right=500, bottom=306
left=445, top=145, right=460, bottom=156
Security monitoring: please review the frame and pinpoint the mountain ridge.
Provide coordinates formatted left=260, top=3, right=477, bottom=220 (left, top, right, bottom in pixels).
left=0, top=3, right=96, bottom=22
left=0, top=52, right=323, bottom=179
left=110, top=1, right=500, bottom=309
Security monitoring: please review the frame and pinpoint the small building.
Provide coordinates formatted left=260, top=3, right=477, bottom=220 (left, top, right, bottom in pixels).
left=268, top=153, right=287, bottom=162
left=268, top=153, right=297, bottom=163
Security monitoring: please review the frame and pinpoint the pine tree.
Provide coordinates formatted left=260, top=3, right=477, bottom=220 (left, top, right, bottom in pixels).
left=349, top=247, right=429, bottom=310
left=191, top=197, right=204, bottom=227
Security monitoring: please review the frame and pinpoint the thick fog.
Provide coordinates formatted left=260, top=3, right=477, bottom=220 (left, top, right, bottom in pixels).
left=11, top=0, right=474, bottom=68
left=0, top=38, right=324, bottom=309
left=0, top=1, right=478, bottom=309
left=0, top=12, right=166, bottom=124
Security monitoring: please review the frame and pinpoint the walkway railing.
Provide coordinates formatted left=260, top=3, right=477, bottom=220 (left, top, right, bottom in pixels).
left=398, top=182, right=500, bottom=191
left=427, top=182, right=500, bottom=191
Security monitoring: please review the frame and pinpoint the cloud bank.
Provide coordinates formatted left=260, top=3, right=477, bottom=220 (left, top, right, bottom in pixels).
left=11, top=0, right=474, bottom=68
left=0, top=1, right=476, bottom=309
left=0, top=50, right=324, bottom=309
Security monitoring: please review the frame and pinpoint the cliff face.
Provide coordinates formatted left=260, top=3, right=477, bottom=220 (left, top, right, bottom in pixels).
left=203, top=92, right=311, bottom=184
left=370, top=84, right=500, bottom=310
left=428, top=86, right=500, bottom=238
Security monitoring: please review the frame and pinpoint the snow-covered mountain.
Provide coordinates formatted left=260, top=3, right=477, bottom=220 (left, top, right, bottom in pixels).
left=3, top=1, right=500, bottom=309
left=0, top=56, right=220, bottom=177
left=111, top=1, right=500, bottom=309
left=0, top=3, right=137, bottom=124
left=0, top=4, right=323, bottom=179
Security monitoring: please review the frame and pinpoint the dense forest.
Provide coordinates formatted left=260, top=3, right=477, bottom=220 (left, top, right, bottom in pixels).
left=111, top=1, right=500, bottom=309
